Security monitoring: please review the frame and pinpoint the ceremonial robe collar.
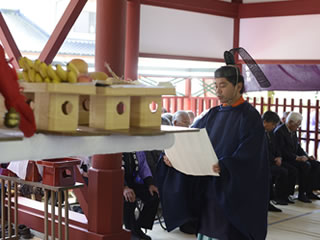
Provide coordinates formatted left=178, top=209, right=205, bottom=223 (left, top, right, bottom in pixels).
left=220, top=96, right=245, bottom=110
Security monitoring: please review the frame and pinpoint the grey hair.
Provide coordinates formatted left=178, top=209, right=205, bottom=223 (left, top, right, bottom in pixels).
left=282, top=111, right=290, bottom=118
left=173, top=110, right=189, bottom=123
left=286, top=112, right=302, bottom=124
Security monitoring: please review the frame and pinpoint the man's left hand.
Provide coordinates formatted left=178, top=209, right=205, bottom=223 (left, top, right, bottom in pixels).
left=149, top=184, right=159, bottom=197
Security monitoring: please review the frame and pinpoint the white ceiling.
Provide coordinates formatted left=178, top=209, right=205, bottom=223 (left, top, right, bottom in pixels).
left=140, top=5, right=234, bottom=59
left=139, top=0, right=316, bottom=61
left=240, top=14, right=320, bottom=59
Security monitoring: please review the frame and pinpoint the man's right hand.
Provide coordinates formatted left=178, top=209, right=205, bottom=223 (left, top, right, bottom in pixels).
left=123, top=186, right=136, bottom=202
left=212, top=163, right=220, bottom=174
left=163, top=155, right=173, bottom=167
left=274, top=157, right=282, bottom=166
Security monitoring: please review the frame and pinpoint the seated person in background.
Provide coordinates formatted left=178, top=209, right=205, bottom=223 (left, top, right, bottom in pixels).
left=122, top=152, right=159, bottom=240
left=262, top=111, right=298, bottom=211
left=161, top=115, right=171, bottom=126
left=275, top=112, right=320, bottom=203
left=281, top=111, right=290, bottom=124
left=162, top=107, right=168, bottom=113
left=172, top=110, right=191, bottom=127
left=162, top=113, right=173, bottom=125
left=78, top=156, right=91, bottom=186
left=187, top=110, right=195, bottom=125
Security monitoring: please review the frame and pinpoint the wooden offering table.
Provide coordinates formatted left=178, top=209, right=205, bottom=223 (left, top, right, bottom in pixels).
left=0, top=124, right=198, bottom=240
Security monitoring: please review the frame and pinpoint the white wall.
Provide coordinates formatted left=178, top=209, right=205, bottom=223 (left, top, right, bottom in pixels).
left=140, top=5, right=234, bottom=59
left=239, top=14, right=320, bottom=59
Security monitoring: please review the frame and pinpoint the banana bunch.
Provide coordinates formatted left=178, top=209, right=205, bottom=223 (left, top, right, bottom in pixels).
left=18, top=57, right=80, bottom=84
left=19, top=57, right=51, bottom=83
left=66, top=62, right=79, bottom=83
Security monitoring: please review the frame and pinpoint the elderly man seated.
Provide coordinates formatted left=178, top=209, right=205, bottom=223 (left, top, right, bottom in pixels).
left=171, top=110, right=191, bottom=127
left=262, top=111, right=298, bottom=211
left=274, top=112, right=320, bottom=203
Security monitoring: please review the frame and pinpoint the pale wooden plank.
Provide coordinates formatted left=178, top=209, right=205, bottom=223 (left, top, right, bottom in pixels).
left=0, top=128, right=24, bottom=141
left=20, top=82, right=96, bottom=95
left=96, top=85, right=176, bottom=96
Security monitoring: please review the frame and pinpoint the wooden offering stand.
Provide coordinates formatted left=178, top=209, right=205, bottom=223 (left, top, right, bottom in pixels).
left=20, top=82, right=95, bottom=132
left=90, top=85, right=176, bottom=130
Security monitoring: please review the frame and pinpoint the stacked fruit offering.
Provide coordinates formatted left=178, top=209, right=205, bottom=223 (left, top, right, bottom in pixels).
left=17, top=57, right=108, bottom=83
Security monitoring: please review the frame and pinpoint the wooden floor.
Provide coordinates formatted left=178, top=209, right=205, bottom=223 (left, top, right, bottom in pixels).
left=29, top=197, right=320, bottom=240
left=144, top=198, right=320, bottom=240
left=267, top=199, right=320, bottom=240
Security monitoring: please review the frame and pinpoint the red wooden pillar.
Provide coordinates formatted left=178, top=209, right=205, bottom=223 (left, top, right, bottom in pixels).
left=185, top=78, right=191, bottom=110
left=88, top=154, right=129, bottom=239
left=95, top=0, right=127, bottom=75
left=125, top=0, right=141, bottom=80
left=89, top=0, right=130, bottom=239
left=232, top=0, right=241, bottom=67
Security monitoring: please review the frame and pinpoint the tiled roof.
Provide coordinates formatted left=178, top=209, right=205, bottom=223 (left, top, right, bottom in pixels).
left=1, top=9, right=95, bottom=56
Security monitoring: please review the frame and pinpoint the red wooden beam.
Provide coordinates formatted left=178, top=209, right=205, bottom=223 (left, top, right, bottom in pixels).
left=239, top=0, right=320, bottom=18
left=39, top=0, right=87, bottom=64
left=239, top=59, right=320, bottom=64
left=0, top=12, right=21, bottom=69
left=139, top=52, right=225, bottom=62
left=140, top=0, right=239, bottom=18
left=16, top=196, right=89, bottom=239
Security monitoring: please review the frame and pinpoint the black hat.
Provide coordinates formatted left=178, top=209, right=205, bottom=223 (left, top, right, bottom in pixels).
left=215, top=66, right=240, bottom=79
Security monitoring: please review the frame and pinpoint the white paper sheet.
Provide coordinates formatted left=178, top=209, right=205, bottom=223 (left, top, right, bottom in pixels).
left=7, top=160, right=44, bottom=179
left=165, top=128, right=219, bottom=176
left=7, top=160, right=29, bottom=179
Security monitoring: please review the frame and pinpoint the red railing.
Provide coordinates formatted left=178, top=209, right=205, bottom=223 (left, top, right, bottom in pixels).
left=162, top=96, right=320, bottom=158
left=162, top=96, right=219, bottom=116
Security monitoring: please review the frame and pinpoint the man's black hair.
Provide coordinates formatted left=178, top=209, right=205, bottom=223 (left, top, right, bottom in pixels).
left=262, top=111, right=280, bottom=124
left=214, top=66, right=245, bottom=93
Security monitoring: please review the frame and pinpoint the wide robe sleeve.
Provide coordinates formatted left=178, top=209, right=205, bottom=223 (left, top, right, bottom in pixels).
left=214, top=108, right=269, bottom=240
left=155, top=153, right=206, bottom=231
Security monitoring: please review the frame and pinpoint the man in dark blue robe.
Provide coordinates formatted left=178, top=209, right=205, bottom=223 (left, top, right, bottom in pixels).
left=156, top=158, right=204, bottom=232
left=157, top=66, right=269, bottom=240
